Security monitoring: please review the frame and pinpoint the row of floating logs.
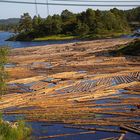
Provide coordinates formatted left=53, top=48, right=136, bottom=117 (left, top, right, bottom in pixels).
left=29, top=81, right=49, bottom=91
left=56, top=72, right=140, bottom=94
left=13, top=72, right=140, bottom=93
left=129, top=72, right=140, bottom=80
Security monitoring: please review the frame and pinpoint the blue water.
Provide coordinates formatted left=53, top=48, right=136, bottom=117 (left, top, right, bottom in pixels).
left=3, top=114, right=140, bottom=140
left=0, top=32, right=79, bottom=48
left=3, top=114, right=120, bottom=140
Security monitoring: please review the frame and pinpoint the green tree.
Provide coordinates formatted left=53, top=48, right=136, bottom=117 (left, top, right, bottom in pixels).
left=18, top=13, right=32, bottom=32
left=51, top=15, right=62, bottom=34
left=85, top=9, right=96, bottom=32
left=32, top=16, right=39, bottom=29
left=75, top=21, right=89, bottom=35
left=61, top=10, right=75, bottom=22
left=0, top=47, right=9, bottom=95
left=43, top=16, right=53, bottom=35
left=61, top=10, right=77, bottom=34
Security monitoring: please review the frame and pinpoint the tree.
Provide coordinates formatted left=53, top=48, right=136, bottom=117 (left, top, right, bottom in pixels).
left=61, top=10, right=77, bottom=34
left=51, top=15, right=62, bottom=34
left=43, top=16, right=53, bottom=35
left=32, top=16, right=39, bottom=29
left=0, top=47, right=9, bottom=95
left=85, top=9, right=96, bottom=32
left=61, top=10, right=75, bottom=22
left=75, top=21, right=89, bottom=35
left=18, top=13, right=32, bottom=32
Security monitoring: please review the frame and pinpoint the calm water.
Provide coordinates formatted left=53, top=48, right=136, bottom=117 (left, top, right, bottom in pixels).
left=0, top=32, right=79, bottom=48
left=3, top=114, right=140, bottom=140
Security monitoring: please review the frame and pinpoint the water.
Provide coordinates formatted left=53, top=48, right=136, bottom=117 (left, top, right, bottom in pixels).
left=3, top=114, right=140, bottom=140
left=0, top=32, right=79, bottom=48
left=2, top=114, right=120, bottom=140
left=4, top=63, right=16, bottom=68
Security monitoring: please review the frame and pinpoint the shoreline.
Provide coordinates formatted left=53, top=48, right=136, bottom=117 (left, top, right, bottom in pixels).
left=1, top=31, right=139, bottom=49
left=7, top=31, right=132, bottom=42
left=11, top=38, right=133, bottom=51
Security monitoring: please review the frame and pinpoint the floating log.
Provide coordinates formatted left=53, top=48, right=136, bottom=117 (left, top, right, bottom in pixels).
left=118, top=133, right=126, bottom=140
left=120, top=125, right=140, bottom=135
left=124, top=125, right=140, bottom=132
left=101, top=137, right=118, bottom=140
left=39, top=131, right=95, bottom=139
left=64, top=125, right=126, bottom=133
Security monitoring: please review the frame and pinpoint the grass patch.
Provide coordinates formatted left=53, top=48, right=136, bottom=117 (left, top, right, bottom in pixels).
left=33, top=34, right=77, bottom=41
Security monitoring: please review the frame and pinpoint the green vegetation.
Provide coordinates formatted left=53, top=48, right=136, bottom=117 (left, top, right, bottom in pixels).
left=10, top=7, right=140, bottom=41
left=0, top=114, right=31, bottom=140
left=112, top=39, right=140, bottom=56
left=34, top=34, right=77, bottom=41
left=0, top=47, right=9, bottom=95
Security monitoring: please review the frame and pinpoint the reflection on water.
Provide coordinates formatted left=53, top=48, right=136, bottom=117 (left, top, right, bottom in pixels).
left=0, top=32, right=79, bottom=48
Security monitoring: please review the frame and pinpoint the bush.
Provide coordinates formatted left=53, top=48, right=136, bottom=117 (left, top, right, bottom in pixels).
left=0, top=115, right=31, bottom=140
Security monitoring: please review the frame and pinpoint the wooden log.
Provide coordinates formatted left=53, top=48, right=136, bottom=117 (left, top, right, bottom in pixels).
left=125, top=125, right=140, bottom=132
left=120, top=125, right=140, bottom=135
left=118, top=133, right=126, bottom=140
left=101, top=137, right=118, bottom=140
left=64, top=125, right=126, bottom=133
left=39, top=131, right=95, bottom=139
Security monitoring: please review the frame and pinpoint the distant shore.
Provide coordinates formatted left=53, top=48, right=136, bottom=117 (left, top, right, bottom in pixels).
left=7, top=32, right=131, bottom=42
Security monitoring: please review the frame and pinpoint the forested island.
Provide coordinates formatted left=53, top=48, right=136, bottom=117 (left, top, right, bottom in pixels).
left=5, top=7, right=140, bottom=41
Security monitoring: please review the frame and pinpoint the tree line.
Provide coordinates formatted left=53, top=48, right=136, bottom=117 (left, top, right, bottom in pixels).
left=8, top=7, right=140, bottom=41
left=0, top=18, right=19, bottom=32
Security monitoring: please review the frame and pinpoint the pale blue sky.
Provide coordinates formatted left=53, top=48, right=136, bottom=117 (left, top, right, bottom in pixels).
left=0, top=0, right=139, bottom=19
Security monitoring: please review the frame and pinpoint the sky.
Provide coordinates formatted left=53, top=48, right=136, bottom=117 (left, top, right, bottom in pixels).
left=0, top=0, right=140, bottom=19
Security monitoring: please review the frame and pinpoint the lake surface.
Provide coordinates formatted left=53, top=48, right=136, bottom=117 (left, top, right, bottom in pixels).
left=0, top=32, right=79, bottom=48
